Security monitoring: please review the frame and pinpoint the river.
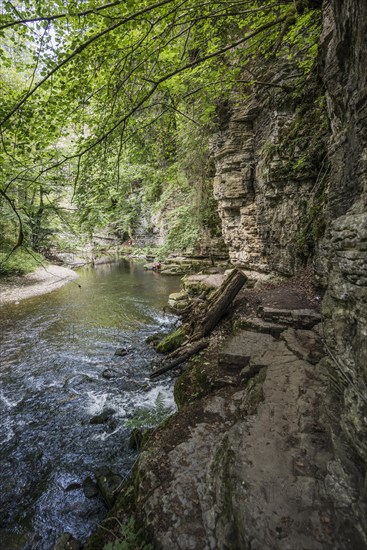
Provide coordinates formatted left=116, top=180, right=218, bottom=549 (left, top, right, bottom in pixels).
left=0, top=260, right=180, bottom=549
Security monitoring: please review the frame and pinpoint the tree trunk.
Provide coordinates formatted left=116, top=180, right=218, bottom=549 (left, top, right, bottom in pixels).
left=150, top=340, right=209, bottom=379
left=191, top=268, right=247, bottom=341
left=150, top=269, right=247, bottom=379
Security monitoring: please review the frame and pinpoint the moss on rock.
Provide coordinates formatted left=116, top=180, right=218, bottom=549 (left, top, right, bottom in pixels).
left=155, top=326, right=186, bottom=353
left=174, top=363, right=211, bottom=409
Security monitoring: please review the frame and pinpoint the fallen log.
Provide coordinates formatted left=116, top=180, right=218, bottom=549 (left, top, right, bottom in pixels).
left=191, top=268, right=247, bottom=341
left=150, top=340, right=209, bottom=379
left=150, top=269, right=247, bottom=379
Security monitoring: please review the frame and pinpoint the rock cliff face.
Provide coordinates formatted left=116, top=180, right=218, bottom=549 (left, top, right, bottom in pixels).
left=210, top=66, right=328, bottom=275
left=318, top=0, right=367, bottom=526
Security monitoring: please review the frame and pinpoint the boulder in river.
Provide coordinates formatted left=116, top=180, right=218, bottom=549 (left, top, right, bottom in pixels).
left=54, top=532, right=82, bottom=550
left=114, top=347, right=129, bottom=357
left=89, top=408, right=116, bottom=425
left=82, top=476, right=98, bottom=499
left=95, top=466, right=124, bottom=508
left=102, top=368, right=120, bottom=379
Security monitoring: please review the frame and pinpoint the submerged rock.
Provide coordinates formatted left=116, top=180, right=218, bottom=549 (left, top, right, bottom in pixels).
left=102, top=368, right=120, bottom=379
left=114, top=347, right=129, bottom=357
left=89, top=408, right=116, bottom=424
left=145, top=333, right=165, bottom=346
left=65, top=482, right=82, bottom=492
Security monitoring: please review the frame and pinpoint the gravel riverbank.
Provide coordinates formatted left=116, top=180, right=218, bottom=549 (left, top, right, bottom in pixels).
left=0, top=265, right=78, bottom=306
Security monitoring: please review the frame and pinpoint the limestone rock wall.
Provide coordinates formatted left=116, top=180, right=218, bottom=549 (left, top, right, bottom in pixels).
left=318, top=0, right=367, bottom=478
left=210, top=73, right=326, bottom=275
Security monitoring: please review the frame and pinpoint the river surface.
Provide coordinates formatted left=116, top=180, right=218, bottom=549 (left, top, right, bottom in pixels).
left=0, top=261, right=180, bottom=549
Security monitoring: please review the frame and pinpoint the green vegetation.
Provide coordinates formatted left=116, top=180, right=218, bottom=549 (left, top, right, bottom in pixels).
left=0, top=248, right=45, bottom=275
left=103, top=518, right=153, bottom=550
left=155, top=326, right=186, bottom=353
left=126, top=393, right=174, bottom=430
left=174, top=363, right=211, bottom=409
left=0, top=1, right=323, bottom=272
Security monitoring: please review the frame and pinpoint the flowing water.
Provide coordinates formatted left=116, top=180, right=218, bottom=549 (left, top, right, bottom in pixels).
left=0, top=260, right=180, bottom=549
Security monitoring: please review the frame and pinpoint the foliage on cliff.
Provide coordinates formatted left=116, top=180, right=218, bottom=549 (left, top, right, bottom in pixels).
left=0, top=0, right=322, bottom=269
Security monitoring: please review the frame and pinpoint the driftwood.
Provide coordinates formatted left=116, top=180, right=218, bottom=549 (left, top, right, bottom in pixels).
left=150, top=268, right=247, bottom=379
left=150, top=340, right=209, bottom=379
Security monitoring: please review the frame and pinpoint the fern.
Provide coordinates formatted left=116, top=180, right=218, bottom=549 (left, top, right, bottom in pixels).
left=126, top=393, right=173, bottom=430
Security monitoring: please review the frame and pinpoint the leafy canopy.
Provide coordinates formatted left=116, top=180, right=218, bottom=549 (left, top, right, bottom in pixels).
left=0, top=0, right=322, bottom=259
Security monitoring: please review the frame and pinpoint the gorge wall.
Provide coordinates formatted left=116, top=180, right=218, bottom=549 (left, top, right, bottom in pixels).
left=210, top=63, right=328, bottom=275
left=318, top=0, right=367, bottom=520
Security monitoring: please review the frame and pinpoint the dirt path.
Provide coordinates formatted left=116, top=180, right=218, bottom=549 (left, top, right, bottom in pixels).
left=0, top=264, right=78, bottom=306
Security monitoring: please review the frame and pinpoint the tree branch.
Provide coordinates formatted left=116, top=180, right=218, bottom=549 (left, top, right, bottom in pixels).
left=0, top=0, right=184, bottom=128
left=0, top=1, right=127, bottom=31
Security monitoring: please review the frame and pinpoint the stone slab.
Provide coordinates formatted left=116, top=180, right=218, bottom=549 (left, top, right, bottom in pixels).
left=235, top=316, right=287, bottom=337
left=219, top=330, right=275, bottom=372
left=260, top=307, right=322, bottom=328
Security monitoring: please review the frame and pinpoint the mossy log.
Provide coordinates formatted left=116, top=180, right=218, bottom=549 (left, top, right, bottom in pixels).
left=190, top=268, right=247, bottom=340
left=150, top=340, right=209, bottom=379
left=150, top=269, right=247, bottom=379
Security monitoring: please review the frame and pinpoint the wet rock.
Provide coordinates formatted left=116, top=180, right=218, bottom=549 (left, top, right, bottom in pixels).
left=54, top=532, right=82, bottom=550
left=82, top=476, right=98, bottom=498
left=0, top=530, right=32, bottom=550
left=114, top=347, right=129, bottom=357
left=89, top=408, right=116, bottom=424
left=102, top=368, right=120, bottom=379
left=65, top=482, right=82, bottom=492
left=95, top=466, right=124, bottom=508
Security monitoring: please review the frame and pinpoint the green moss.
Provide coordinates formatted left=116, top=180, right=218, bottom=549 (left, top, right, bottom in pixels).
left=174, top=363, right=211, bottom=409
left=243, top=370, right=266, bottom=414
left=155, top=326, right=186, bottom=354
left=293, top=198, right=326, bottom=260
